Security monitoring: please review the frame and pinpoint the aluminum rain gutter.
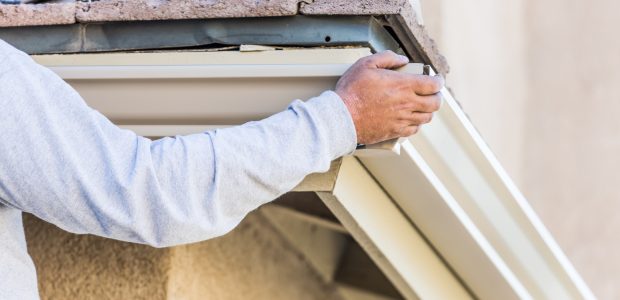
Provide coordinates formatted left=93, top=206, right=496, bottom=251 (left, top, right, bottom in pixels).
left=357, top=73, right=596, bottom=299
left=33, top=48, right=371, bottom=131
left=318, top=157, right=472, bottom=300
left=35, top=48, right=594, bottom=299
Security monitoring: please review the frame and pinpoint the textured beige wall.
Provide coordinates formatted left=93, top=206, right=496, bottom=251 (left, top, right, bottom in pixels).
left=523, top=1, right=620, bottom=298
left=24, top=212, right=343, bottom=300
left=24, top=214, right=170, bottom=300
left=420, top=0, right=528, bottom=184
left=167, top=212, right=343, bottom=300
left=420, top=0, right=620, bottom=298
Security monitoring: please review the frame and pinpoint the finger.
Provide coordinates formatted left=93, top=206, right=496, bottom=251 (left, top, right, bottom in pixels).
left=400, top=125, right=420, bottom=137
left=400, top=73, right=445, bottom=96
left=412, top=93, right=442, bottom=113
left=363, top=50, right=409, bottom=70
left=399, top=112, right=434, bottom=125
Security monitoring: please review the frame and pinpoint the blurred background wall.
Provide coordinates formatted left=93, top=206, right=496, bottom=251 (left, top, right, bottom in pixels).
left=419, top=0, right=620, bottom=298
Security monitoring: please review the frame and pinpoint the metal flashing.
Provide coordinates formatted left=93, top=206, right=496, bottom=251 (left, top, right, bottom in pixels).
left=0, top=16, right=400, bottom=55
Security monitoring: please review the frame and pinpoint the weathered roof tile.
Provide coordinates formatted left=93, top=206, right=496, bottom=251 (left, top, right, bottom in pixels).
left=75, top=0, right=300, bottom=22
left=0, top=1, right=75, bottom=27
left=397, top=3, right=449, bottom=74
left=301, top=0, right=448, bottom=74
left=299, top=0, right=406, bottom=15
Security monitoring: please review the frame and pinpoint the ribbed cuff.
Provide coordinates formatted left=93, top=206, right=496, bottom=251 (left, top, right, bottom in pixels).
left=303, top=90, right=358, bottom=158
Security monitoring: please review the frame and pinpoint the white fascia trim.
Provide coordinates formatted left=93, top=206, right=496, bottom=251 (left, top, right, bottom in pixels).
left=357, top=80, right=595, bottom=299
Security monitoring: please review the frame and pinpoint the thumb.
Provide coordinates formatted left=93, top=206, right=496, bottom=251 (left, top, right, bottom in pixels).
left=365, top=50, right=409, bottom=69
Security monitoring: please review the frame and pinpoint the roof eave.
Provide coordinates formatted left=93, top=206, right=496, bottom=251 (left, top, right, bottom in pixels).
left=0, top=0, right=449, bottom=74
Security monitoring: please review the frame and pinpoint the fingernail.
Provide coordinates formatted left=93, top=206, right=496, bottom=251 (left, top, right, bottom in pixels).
left=399, top=55, right=409, bottom=62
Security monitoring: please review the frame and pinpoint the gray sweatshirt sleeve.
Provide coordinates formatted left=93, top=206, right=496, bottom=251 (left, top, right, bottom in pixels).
left=0, top=42, right=357, bottom=247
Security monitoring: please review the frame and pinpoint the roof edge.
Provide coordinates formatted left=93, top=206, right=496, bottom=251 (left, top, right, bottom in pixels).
left=0, top=0, right=449, bottom=74
left=75, top=0, right=300, bottom=23
left=0, top=1, right=75, bottom=27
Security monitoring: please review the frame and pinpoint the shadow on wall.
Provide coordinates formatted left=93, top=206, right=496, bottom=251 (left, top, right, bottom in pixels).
left=23, top=211, right=344, bottom=300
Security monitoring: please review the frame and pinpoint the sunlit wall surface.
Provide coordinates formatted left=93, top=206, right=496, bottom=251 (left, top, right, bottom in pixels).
left=420, top=1, right=620, bottom=298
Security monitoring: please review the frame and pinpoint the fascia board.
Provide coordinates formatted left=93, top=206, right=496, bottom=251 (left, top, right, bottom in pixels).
left=358, top=84, right=595, bottom=299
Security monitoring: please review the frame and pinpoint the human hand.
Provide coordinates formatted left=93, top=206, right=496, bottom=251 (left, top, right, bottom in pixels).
left=335, top=50, right=444, bottom=145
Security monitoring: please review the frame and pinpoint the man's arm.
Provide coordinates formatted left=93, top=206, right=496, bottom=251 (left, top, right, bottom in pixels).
left=0, top=41, right=442, bottom=247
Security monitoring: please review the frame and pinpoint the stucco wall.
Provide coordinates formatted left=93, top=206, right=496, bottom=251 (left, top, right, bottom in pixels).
left=167, top=212, right=343, bottom=300
left=24, top=211, right=343, bottom=300
left=420, top=0, right=528, bottom=185
left=420, top=0, right=620, bottom=298
left=24, top=214, right=171, bottom=300
left=523, top=2, right=620, bottom=298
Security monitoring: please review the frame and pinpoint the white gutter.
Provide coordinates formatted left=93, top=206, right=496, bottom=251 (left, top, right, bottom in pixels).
left=318, top=157, right=472, bottom=300
left=34, top=49, right=373, bottom=131
left=46, top=64, right=353, bottom=80
left=35, top=49, right=595, bottom=299
left=357, top=75, right=596, bottom=299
